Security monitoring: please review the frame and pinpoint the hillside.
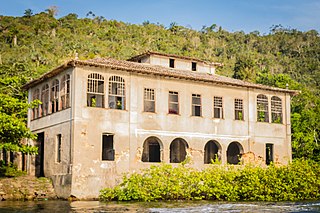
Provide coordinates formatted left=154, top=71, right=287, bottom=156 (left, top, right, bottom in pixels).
left=0, top=10, right=319, bottom=160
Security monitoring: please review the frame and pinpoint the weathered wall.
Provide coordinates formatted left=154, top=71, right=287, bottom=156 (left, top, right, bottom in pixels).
left=68, top=65, right=291, bottom=198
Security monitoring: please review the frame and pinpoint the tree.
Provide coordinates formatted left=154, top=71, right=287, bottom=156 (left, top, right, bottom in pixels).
left=24, top=9, right=33, bottom=18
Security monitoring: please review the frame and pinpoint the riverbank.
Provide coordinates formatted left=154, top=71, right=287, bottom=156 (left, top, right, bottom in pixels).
left=0, top=176, right=57, bottom=201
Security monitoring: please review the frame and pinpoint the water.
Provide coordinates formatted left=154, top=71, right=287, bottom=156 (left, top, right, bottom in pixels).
left=0, top=200, right=319, bottom=213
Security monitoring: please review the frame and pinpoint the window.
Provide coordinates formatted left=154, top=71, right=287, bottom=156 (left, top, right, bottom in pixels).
left=235, top=99, right=244, bottom=120
left=271, top=96, right=282, bottom=123
left=168, top=91, right=179, bottom=114
left=169, top=58, right=175, bottom=68
left=257, top=94, right=269, bottom=122
left=227, top=141, right=243, bottom=165
left=142, top=137, right=162, bottom=162
left=192, top=94, right=201, bottom=116
left=32, top=89, right=40, bottom=119
left=214, top=96, right=223, bottom=118
left=266, top=143, right=274, bottom=165
left=87, top=73, right=104, bottom=107
left=108, top=76, right=125, bottom=110
left=41, top=84, right=49, bottom=116
left=204, top=140, right=221, bottom=164
left=51, top=79, right=59, bottom=113
left=61, top=74, right=70, bottom=110
left=192, top=62, right=197, bottom=71
left=144, top=88, right=155, bottom=112
left=56, top=134, right=62, bottom=163
left=102, top=134, right=114, bottom=161
left=170, top=138, right=188, bottom=163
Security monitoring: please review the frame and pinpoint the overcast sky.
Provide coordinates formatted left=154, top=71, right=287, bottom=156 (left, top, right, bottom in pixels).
left=1, top=0, right=320, bottom=34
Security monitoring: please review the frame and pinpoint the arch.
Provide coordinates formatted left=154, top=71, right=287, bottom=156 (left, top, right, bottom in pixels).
left=51, top=79, right=60, bottom=113
left=204, top=140, right=221, bottom=164
left=170, top=138, right=188, bottom=163
left=257, top=94, right=269, bottom=122
left=227, top=141, right=244, bottom=165
left=61, top=74, right=70, bottom=109
left=142, top=137, right=163, bottom=162
left=32, top=88, right=40, bottom=119
left=41, top=84, right=49, bottom=116
left=87, top=73, right=104, bottom=107
left=271, top=96, right=282, bottom=123
left=108, top=76, right=125, bottom=109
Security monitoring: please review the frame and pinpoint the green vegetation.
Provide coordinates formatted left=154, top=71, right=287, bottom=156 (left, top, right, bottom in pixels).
left=0, top=161, right=26, bottom=177
left=100, top=159, right=320, bottom=201
left=0, top=9, right=319, bottom=160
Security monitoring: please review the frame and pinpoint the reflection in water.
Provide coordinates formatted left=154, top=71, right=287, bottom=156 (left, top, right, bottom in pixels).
left=0, top=200, right=319, bottom=213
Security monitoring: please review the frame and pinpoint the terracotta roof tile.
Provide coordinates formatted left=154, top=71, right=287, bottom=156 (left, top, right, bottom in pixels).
left=22, top=57, right=298, bottom=95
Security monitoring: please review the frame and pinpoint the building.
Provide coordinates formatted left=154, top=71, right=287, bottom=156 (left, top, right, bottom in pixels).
left=23, top=51, right=297, bottom=199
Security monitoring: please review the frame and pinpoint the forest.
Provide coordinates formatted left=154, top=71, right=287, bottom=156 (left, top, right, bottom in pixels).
left=0, top=8, right=319, bottom=161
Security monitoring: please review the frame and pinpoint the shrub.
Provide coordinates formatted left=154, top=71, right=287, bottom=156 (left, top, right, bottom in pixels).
left=99, top=159, right=320, bottom=202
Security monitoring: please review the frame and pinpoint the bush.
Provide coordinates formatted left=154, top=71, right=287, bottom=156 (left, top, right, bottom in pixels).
left=0, top=161, right=26, bottom=177
left=99, top=159, right=320, bottom=202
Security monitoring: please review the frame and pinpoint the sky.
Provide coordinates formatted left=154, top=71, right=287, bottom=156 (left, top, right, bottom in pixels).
left=1, top=0, right=320, bottom=34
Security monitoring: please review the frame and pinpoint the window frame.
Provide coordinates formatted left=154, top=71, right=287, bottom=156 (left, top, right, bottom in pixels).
left=51, top=79, right=60, bottom=113
left=169, top=58, right=175, bottom=68
left=41, top=84, right=50, bottom=116
left=168, top=91, right=179, bottom=115
left=87, top=73, right=105, bottom=108
left=61, top=74, right=71, bottom=110
left=191, top=62, right=197, bottom=71
left=257, top=94, right=269, bottom=122
left=213, top=96, right=223, bottom=119
left=32, top=88, right=40, bottom=120
left=144, top=88, right=155, bottom=113
left=234, top=98, right=244, bottom=120
left=108, top=76, right=126, bottom=110
left=191, top=94, right=201, bottom=116
left=271, top=96, right=283, bottom=124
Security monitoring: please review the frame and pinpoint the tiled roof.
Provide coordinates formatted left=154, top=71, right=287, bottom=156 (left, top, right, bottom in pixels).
left=128, top=51, right=223, bottom=67
left=22, top=57, right=298, bottom=95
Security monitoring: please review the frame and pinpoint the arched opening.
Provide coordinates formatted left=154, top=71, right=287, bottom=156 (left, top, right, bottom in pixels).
left=170, top=138, right=188, bottom=163
left=227, top=142, right=243, bottom=165
left=142, top=137, right=162, bottom=162
left=204, top=140, right=221, bottom=164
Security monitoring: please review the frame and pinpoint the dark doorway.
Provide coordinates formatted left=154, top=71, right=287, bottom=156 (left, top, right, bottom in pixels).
left=266, top=143, right=274, bottom=165
left=227, top=142, right=243, bottom=165
left=170, top=138, right=188, bottom=163
left=142, top=137, right=162, bottom=162
left=204, top=140, right=221, bottom=164
left=35, top=132, right=45, bottom=177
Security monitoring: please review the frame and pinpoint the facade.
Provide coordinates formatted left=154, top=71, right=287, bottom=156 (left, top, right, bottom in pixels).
left=23, top=52, right=297, bottom=199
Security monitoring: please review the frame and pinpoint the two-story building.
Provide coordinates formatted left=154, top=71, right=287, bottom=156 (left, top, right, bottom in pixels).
left=23, top=51, right=297, bottom=199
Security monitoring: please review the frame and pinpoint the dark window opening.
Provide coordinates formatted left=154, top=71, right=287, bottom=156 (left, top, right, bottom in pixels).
left=204, top=140, right=221, bottom=164
left=142, top=137, right=162, bottom=162
left=169, top=58, right=175, bottom=68
left=102, top=134, right=114, bottom=161
left=138, top=59, right=142, bottom=63
left=271, top=96, right=282, bottom=123
left=214, top=96, right=223, bottom=118
left=266, top=143, right=274, bottom=165
left=227, top=142, right=243, bottom=165
left=56, top=134, right=62, bottom=163
left=51, top=79, right=60, bottom=113
left=235, top=99, right=244, bottom=120
left=170, top=138, right=188, bottom=163
left=192, top=62, right=197, bottom=71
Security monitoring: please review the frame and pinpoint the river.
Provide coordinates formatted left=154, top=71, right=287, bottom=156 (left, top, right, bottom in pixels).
left=0, top=200, right=320, bottom=212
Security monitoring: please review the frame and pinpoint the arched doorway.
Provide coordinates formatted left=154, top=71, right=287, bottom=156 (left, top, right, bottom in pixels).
left=170, top=138, right=188, bottom=163
left=204, top=140, right=221, bottom=164
left=227, top=142, right=243, bottom=164
left=142, top=137, right=162, bottom=162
